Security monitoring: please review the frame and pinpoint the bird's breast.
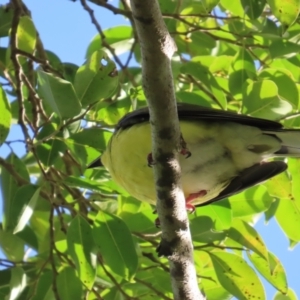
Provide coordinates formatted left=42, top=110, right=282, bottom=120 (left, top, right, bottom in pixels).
left=101, top=120, right=277, bottom=205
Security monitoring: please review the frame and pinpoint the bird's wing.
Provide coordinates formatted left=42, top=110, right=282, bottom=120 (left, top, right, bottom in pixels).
left=196, top=161, right=287, bottom=207
left=117, top=103, right=283, bottom=130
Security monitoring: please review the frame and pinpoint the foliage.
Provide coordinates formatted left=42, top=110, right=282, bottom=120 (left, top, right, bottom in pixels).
left=0, top=0, right=300, bottom=299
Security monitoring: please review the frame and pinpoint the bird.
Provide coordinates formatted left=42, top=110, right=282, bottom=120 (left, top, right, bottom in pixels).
left=88, top=103, right=300, bottom=210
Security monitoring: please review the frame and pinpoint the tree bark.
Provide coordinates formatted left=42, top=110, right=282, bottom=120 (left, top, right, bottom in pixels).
left=130, top=1, right=205, bottom=299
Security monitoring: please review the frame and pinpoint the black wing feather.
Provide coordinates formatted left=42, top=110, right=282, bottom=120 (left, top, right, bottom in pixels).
left=196, top=161, right=287, bottom=207
left=117, top=103, right=283, bottom=131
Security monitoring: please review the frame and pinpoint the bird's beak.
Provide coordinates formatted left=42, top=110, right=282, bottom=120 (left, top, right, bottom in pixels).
left=87, top=157, right=103, bottom=168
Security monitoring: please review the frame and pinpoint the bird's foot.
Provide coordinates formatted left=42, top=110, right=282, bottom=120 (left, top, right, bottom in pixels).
left=185, top=190, right=207, bottom=211
left=179, top=134, right=191, bottom=158
left=147, top=153, right=155, bottom=167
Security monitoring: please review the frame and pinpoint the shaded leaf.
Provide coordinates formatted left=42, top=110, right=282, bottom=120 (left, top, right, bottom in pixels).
left=37, top=69, right=81, bottom=119
left=229, top=49, right=256, bottom=96
left=1, top=153, right=30, bottom=231
left=92, top=211, right=138, bottom=280
left=190, top=216, right=226, bottom=243
left=0, top=5, right=13, bottom=37
left=57, top=268, right=82, bottom=300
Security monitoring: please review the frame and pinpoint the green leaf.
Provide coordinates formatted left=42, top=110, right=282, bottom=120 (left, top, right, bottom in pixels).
left=9, top=267, right=26, bottom=300
left=0, top=5, right=13, bottom=37
left=230, top=185, right=274, bottom=217
left=96, top=98, right=131, bottom=125
left=74, top=50, right=118, bottom=106
left=220, top=0, right=246, bottom=16
left=199, top=264, right=232, bottom=300
left=1, top=153, right=30, bottom=231
left=35, top=122, right=67, bottom=166
left=242, top=79, right=293, bottom=119
left=270, top=40, right=300, bottom=58
left=16, top=16, right=36, bottom=54
left=30, top=271, right=53, bottom=300
left=241, top=0, right=266, bottom=19
left=62, top=62, right=78, bottom=83
left=266, top=0, right=300, bottom=28
left=92, top=211, right=138, bottom=280
left=0, top=229, right=24, bottom=260
left=227, top=218, right=268, bottom=259
left=37, top=69, right=82, bottom=119
left=229, top=48, right=256, bottom=96
left=209, top=252, right=265, bottom=300
left=57, top=268, right=82, bottom=300
left=0, top=85, right=11, bottom=145
left=181, top=62, right=226, bottom=108
left=9, top=184, right=40, bottom=234
left=86, top=26, right=133, bottom=58
left=190, top=216, right=226, bottom=243
left=273, top=288, right=297, bottom=300
left=259, top=68, right=299, bottom=108
left=118, top=196, right=156, bottom=233
left=248, top=251, right=288, bottom=294
left=275, top=198, right=300, bottom=242
left=67, top=216, right=96, bottom=289
left=264, top=171, right=292, bottom=199
left=288, top=158, right=300, bottom=208
left=196, top=200, right=232, bottom=230
left=70, top=128, right=112, bottom=150
left=63, top=139, right=101, bottom=166
left=63, top=176, right=110, bottom=193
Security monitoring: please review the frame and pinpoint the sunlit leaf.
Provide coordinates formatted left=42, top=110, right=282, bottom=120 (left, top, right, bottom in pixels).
left=0, top=85, right=11, bottom=145
left=230, top=185, right=274, bottom=217
left=242, top=79, right=293, bottom=119
left=248, top=251, right=288, bottom=294
left=67, top=216, right=96, bottom=289
left=227, top=218, right=268, bottom=259
left=267, top=0, right=300, bottom=28
left=74, top=50, right=118, bottom=106
left=210, top=252, right=265, bottom=300
left=11, top=185, right=40, bottom=234
left=16, top=16, right=36, bottom=54
left=275, top=198, right=300, bottom=242
left=273, top=288, right=297, bottom=300
left=9, top=267, right=26, bottom=300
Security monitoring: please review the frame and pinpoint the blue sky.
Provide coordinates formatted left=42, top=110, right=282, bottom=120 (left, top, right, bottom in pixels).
left=0, top=0, right=299, bottom=298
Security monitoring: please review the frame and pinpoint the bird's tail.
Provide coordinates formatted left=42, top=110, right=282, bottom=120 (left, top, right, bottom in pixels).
left=268, top=130, right=300, bottom=156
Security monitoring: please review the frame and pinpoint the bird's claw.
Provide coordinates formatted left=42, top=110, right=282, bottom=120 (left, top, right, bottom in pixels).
left=180, top=134, right=191, bottom=158
left=147, top=153, right=155, bottom=167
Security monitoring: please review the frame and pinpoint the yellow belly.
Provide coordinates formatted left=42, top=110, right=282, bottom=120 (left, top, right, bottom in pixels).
left=101, top=120, right=280, bottom=206
left=101, top=121, right=231, bottom=205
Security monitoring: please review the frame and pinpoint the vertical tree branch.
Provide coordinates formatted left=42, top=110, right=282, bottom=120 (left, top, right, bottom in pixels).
left=130, top=1, right=204, bottom=299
